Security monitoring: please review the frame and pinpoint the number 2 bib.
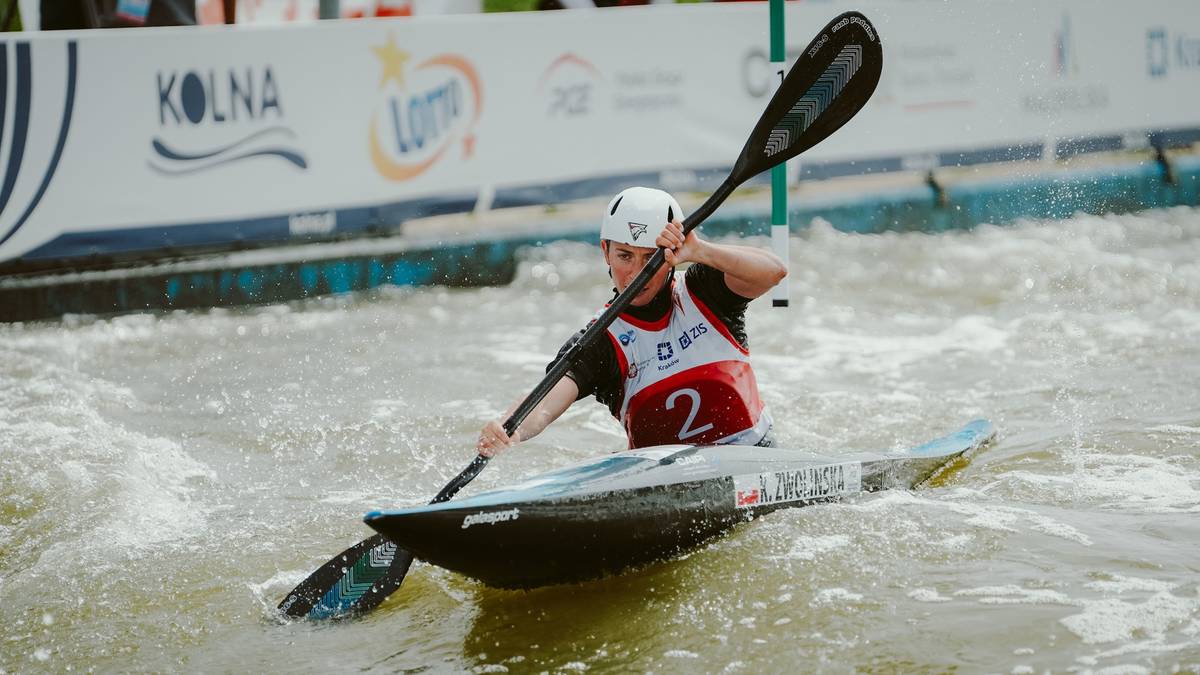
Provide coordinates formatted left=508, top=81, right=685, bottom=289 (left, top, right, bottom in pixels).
left=606, top=276, right=768, bottom=449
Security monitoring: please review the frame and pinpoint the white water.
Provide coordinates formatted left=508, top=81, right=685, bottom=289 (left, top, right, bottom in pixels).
left=1, top=207, right=1198, bottom=672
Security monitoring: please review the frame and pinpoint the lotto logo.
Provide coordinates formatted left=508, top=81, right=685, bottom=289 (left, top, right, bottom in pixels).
left=657, top=341, right=674, bottom=361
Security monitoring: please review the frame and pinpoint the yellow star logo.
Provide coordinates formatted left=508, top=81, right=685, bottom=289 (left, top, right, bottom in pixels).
left=371, top=33, right=409, bottom=90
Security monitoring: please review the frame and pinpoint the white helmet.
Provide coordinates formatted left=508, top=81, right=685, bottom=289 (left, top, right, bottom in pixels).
left=600, top=187, right=684, bottom=247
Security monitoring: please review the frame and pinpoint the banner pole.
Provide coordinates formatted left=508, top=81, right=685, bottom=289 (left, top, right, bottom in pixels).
left=769, top=0, right=790, bottom=308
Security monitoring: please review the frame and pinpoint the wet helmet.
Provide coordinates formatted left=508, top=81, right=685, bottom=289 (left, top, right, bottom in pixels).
left=600, top=187, right=684, bottom=247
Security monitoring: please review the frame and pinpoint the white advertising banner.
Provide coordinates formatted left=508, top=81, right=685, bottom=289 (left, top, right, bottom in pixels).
left=0, top=0, right=1197, bottom=267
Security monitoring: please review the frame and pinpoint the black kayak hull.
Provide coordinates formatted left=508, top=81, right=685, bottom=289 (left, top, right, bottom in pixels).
left=364, top=420, right=995, bottom=589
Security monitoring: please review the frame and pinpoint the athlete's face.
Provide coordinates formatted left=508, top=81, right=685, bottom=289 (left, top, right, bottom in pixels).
left=602, top=240, right=671, bottom=307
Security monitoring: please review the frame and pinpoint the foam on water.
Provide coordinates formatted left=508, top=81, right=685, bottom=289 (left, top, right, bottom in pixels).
left=0, top=349, right=214, bottom=571
left=1061, top=590, right=1199, bottom=646
left=998, top=453, right=1200, bottom=514
left=778, top=533, right=851, bottom=561
left=908, top=588, right=952, bottom=603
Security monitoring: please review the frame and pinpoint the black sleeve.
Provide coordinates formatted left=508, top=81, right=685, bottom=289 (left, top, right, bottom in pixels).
left=546, top=326, right=623, bottom=416
left=684, top=263, right=750, bottom=348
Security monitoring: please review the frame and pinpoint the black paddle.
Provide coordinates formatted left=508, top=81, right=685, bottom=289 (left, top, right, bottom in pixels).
left=277, top=10, right=882, bottom=620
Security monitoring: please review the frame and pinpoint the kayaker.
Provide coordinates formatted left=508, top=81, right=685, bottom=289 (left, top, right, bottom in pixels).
left=477, top=186, right=786, bottom=454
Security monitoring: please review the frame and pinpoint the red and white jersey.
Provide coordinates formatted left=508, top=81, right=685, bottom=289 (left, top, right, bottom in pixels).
left=605, top=276, right=770, bottom=449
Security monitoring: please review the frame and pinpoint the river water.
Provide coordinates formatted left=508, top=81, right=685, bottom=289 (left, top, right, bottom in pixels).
left=2, top=207, right=1198, bottom=673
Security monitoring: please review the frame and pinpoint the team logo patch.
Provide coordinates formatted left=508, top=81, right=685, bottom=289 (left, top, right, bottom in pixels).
left=628, top=222, right=648, bottom=241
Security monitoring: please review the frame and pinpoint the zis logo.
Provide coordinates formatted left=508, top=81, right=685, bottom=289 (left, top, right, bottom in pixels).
left=628, top=222, right=648, bottom=241
left=368, top=32, right=482, bottom=182
left=678, top=322, right=708, bottom=351
left=0, top=41, right=78, bottom=252
left=152, top=64, right=307, bottom=175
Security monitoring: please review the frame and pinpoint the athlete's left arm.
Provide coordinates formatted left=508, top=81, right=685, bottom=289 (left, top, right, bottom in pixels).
left=657, top=220, right=786, bottom=300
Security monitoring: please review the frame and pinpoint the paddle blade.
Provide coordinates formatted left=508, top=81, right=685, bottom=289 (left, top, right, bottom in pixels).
left=732, top=11, right=882, bottom=184
left=277, top=533, right=415, bottom=620
left=276, top=456, right=489, bottom=621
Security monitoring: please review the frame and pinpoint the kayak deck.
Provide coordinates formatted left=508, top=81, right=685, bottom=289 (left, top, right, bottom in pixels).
left=364, top=419, right=995, bottom=589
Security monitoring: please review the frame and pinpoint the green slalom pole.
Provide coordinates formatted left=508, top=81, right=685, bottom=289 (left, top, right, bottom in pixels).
left=769, top=0, right=790, bottom=308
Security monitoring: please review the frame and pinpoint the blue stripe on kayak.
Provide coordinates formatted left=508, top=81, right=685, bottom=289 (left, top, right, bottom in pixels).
left=903, top=419, right=995, bottom=458
left=365, top=455, right=651, bottom=519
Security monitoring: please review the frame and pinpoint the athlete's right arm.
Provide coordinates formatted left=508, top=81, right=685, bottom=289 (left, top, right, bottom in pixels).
left=476, top=376, right=581, bottom=457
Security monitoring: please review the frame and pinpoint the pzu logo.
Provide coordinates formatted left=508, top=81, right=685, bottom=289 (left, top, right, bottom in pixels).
left=618, top=330, right=636, bottom=346
left=657, top=341, right=674, bottom=361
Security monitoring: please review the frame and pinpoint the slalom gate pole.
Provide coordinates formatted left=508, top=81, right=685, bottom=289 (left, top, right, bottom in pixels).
left=769, top=0, right=791, bottom=308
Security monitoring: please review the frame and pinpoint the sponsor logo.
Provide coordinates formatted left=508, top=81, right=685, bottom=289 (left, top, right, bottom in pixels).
left=538, top=52, right=600, bottom=117
left=673, top=454, right=705, bottom=466
left=1178, top=33, right=1200, bottom=71
left=656, top=341, right=674, bottom=361
left=1148, top=28, right=1169, bottom=78
left=0, top=41, right=78, bottom=252
left=743, top=47, right=801, bottom=98
left=368, top=32, right=482, bottom=182
left=538, top=53, right=682, bottom=116
left=807, top=34, right=830, bottom=59
left=831, top=15, right=875, bottom=43
left=1147, top=27, right=1200, bottom=78
left=288, top=211, right=336, bottom=236
left=627, top=221, right=648, bottom=241
left=461, top=507, right=520, bottom=529
left=678, top=321, right=708, bottom=351
left=1021, top=19, right=1108, bottom=116
left=618, top=329, right=636, bottom=346
left=1021, top=85, right=1108, bottom=114
left=612, top=68, right=684, bottom=112
left=152, top=64, right=307, bottom=175
left=628, top=358, right=651, bottom=380
left=1054, top=14, right=1078, bottom=78
left=732, top=462, right=862, bottom=508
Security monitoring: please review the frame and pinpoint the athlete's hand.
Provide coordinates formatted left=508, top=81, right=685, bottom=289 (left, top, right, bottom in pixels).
left=656, top=220, right=704, bottom=266
left=477, top=419, right=519, bottom=457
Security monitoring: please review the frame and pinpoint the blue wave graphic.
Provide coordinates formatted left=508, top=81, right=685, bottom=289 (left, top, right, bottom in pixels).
left=149, top=126, right=308, bottom=175
left=0, top=41, right=77, bottom=249
left=0, top=43, right=32, bottom=225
